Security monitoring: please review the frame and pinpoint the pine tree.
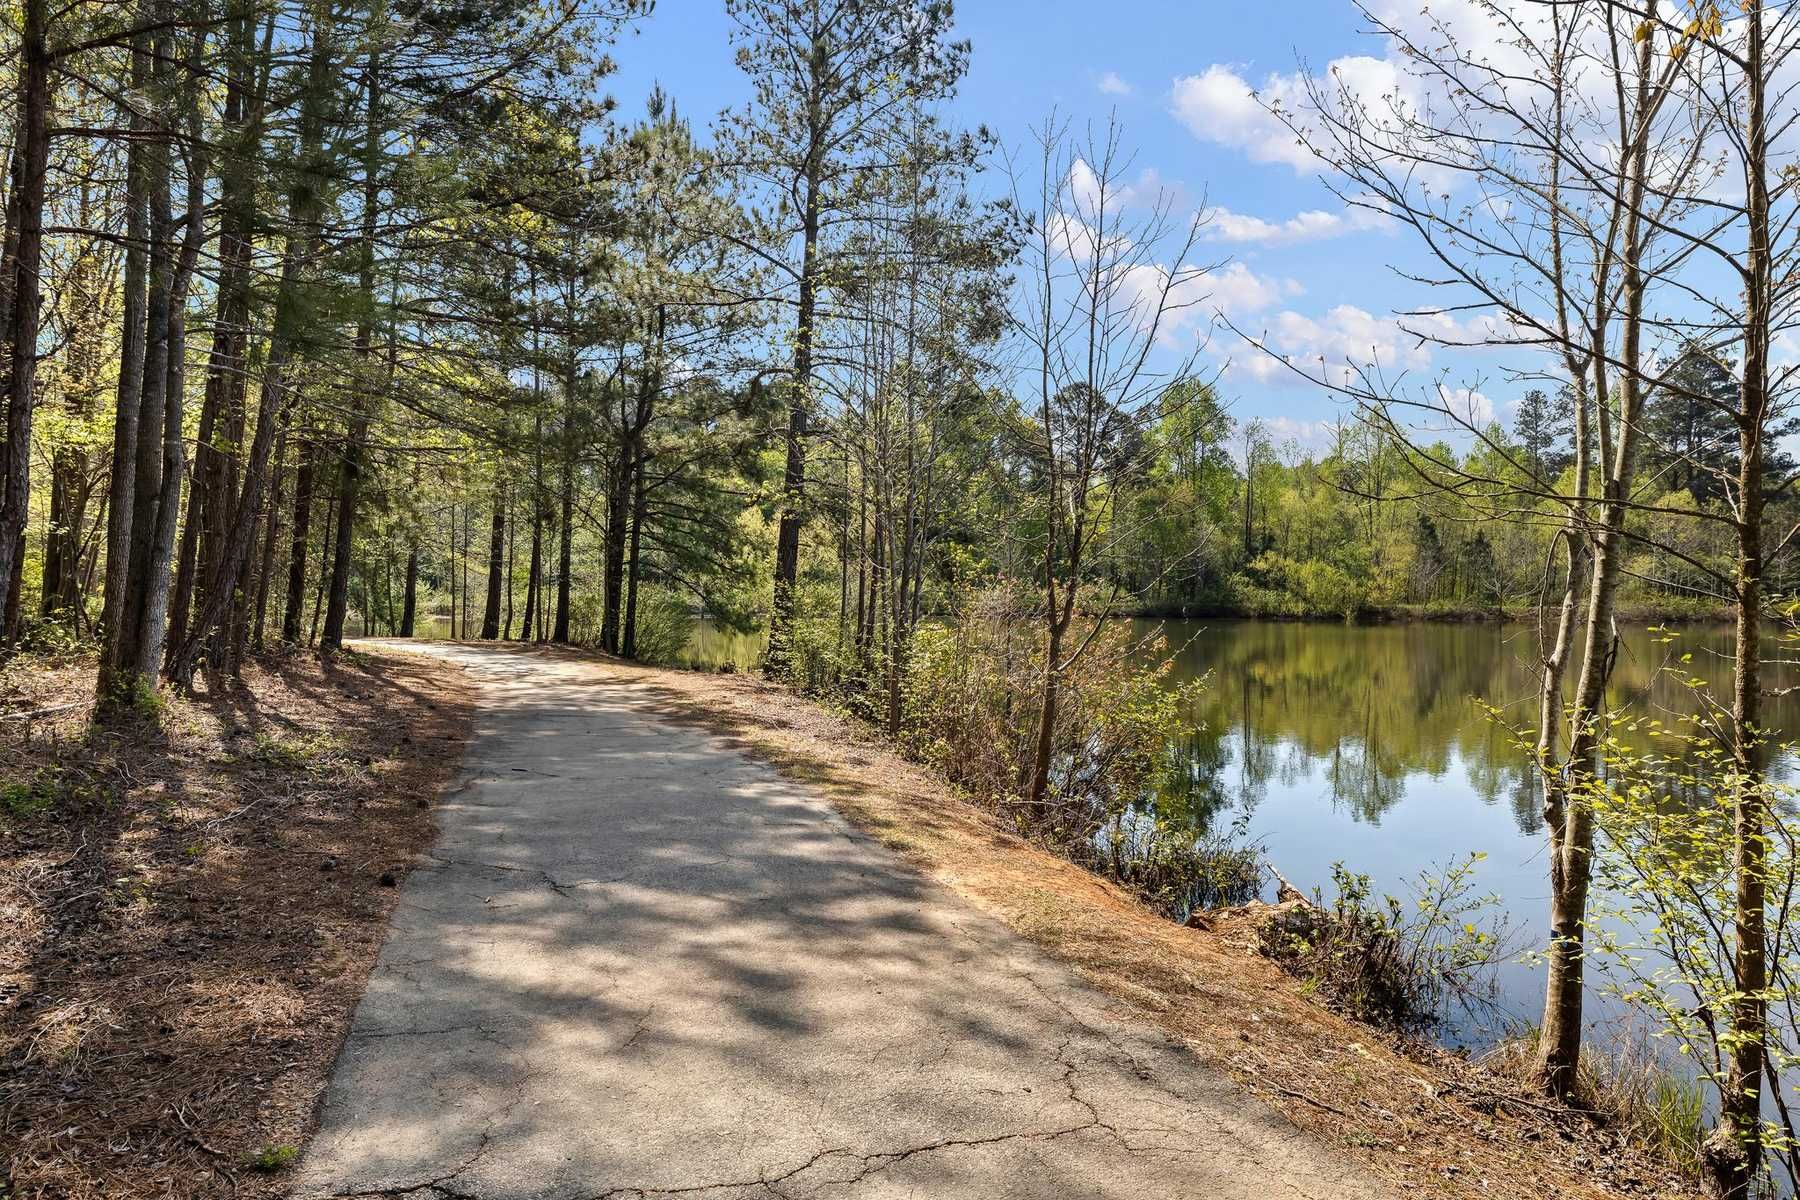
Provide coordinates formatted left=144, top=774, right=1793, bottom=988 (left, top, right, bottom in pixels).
left=717, top=0, right=970, bottom=672
left=1512, top=387, right=1574, bottom=483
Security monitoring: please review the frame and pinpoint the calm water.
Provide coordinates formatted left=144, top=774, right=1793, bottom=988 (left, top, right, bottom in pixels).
left=1139, top=618, right=1800, bottom=1046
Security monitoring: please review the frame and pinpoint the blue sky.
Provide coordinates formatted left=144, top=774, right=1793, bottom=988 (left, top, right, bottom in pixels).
left=604, top=2, right=1494, bottom=453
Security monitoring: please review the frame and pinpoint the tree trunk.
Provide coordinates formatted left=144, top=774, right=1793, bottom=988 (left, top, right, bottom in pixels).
left=600, top=447, right=630, bottom=652
left=309, top=487, right=336, bottom=646
left=166, top=1, right=335, bottom=687
left=252, top=428, right=285, bottom=651
left=1707, top=9, right=1772, bottom=1192
left=399, top=545, right=418, bottom=637
left=134, top=27, right=210, bottom=680
left=479, top=478, right=505, bottom=639
left=0, top=0, right=54, bottom=638
left=552, top=360, right=576, bottom=644
left=320, top=25, right=383, bottom=653
left=766, top=166, right=821, bottom=672
left=281, top=439, right=316, bottom=643
left=622, top=452, right=646, bottom=659
left=520, top=418, right=543, bottom=641
left=43, top=175, right=104, bottom=619
left=96, top=20, right=152, bottom=708
left=169, top=6, right=253, bottom=659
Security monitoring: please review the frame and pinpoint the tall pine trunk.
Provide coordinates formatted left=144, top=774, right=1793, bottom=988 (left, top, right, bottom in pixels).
left=766, top=175, right=819, bottom=671
left=167, top=0, right=335, bottom=687
left=552, top=355, right=576, bottom=643
left=479, top=478, right=505, bottom=639
left=96, top=19, right=153, bottom=708
left=321, top=22, right=384, bottom=652
left=622, top=451, right=645, bottom=659
left=134, top=26, right=210, bottom=679
left=281, top=439, right=316, bottom=643
left=0, top=0, right=53, bottom=639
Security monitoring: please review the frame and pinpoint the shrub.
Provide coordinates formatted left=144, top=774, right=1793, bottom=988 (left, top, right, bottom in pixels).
left=0, top=762, right=99, bottom=823
left=901, top=585, right=1202, bottom=841
left=628, top=588, right=696, bottom=664
left=1260, top=855, right=1508, bottom=1031
left=1071, top=807, right=1262, bottom=920
left=566, top=589, right=605, bottom=646
left=1485, top=1028, right=1708, bottom=1181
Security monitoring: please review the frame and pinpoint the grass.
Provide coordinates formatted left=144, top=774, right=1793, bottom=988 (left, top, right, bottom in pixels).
left=246, top=1144, right=299, bottom=1174
left=1484, top=1028, right=1709, bottom=1182
left=242, top=729, right=347, bottom=770
left=0, top=763, right=99, bottom=823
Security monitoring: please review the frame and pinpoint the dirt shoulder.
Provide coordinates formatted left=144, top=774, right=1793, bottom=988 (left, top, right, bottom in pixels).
left=561, top=650, right=1690, bottom=1200
left=0, top=646, right=474, bottom=1200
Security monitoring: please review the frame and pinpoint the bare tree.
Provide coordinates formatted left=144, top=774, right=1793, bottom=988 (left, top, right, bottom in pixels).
left=1008, top=114, right=1218, bottom=812
left=1242, top=0, right=1714, bottom=1097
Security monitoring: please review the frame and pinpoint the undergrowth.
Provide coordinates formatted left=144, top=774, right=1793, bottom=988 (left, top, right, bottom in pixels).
left=1259, top=857, right=1509, bottom=1033
left=1485, top=1028, right=1709, bottom=1183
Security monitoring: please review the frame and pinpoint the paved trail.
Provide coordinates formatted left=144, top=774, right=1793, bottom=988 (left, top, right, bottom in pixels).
left=295, top=641, right=1391, bottom=1200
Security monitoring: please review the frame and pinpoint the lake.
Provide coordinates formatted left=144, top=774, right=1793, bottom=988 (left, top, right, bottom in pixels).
left=1138, top=617, right=1800, bottom=1048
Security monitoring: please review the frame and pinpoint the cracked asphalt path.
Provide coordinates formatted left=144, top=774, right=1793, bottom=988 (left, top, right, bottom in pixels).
left=294, top=641, right=1393, bottom=1200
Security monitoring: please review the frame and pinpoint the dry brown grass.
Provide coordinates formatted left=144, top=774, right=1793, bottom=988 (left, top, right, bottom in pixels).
left=558, top=650, right=1696, bottom=1200
left=0, top=645, right=473, bottom=1200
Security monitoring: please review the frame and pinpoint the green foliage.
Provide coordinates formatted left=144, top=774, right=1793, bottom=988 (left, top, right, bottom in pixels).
left=1, top=771, right=63, bottom=821
left=1261, top=855, right=1507, bottom=1031
left=1072, top=813, right=1262, bottom=920
left=243, top=731, right=347, bottom=773
left=246, top=1144, right=299, bottom=1174
left=1487, top=1024, right=1709, bottom=1180
left=901, top=586, right=1201, bottom=835
left=628, top=588, right=696, bottom=665
left=96, top=673, right=164, bottom=722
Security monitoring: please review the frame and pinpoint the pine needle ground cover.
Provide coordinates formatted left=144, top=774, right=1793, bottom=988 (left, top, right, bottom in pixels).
left=0, top=647, right=473, bottom=1199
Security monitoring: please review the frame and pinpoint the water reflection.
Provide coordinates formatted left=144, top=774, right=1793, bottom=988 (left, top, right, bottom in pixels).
left=1139, top=618, right=1800, bottom=1042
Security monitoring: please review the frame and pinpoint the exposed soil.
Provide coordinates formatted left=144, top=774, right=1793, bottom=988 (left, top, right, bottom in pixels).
left=548, top=649, right=1695, bottom=1200
left=0, top=646, right=474, bottom=1200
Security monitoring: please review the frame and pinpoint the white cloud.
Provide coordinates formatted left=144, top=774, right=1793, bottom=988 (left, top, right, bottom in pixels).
left=1208, top=261, right=1302, bottom=320
left=1067, top=160, right=1187, bottom=214
left=1205, top=205, right=1391, bottom=246
left=1090, top=258, right=1295, bottom=353
left=1435, top=384, right=1494, bottom=427
left=1228, top=299, right=1514, bottom=398
left=1260, top=416, right=1338, bottom=454
left=1097, top=70, right=1132, bottom=97
left=1168, top=2, right=1541, bottom=181
left=1169, top=65, right=1313, bottom=171
left=1232, top=304, right=1437, bottom=387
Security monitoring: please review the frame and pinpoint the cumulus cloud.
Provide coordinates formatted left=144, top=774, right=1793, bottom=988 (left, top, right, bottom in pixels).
left=1168, top=65, right=1313, bottom=171
left=1208, top=261, right=1303, bottom=319
left=1435, top=384, right=1494, bottom=427
left=1232, top=304, right=1437, bottom=387
left=1067, top=159, right=1188, bottom=214
left=1227, top=298, right=1514, bottom=407
left=1097, top=70, right=1132, bottom=97
left=1205, top=205, right=1392, bottom=246
left=1260, top=416, right=1339, bottom=454
left=1168, top=1, right=1540, bottom=181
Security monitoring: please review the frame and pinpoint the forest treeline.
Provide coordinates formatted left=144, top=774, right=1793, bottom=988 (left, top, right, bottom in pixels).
left=8, top=0, right=1800, bottom=1195
left=2, top=0, right=1783, bottom=732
